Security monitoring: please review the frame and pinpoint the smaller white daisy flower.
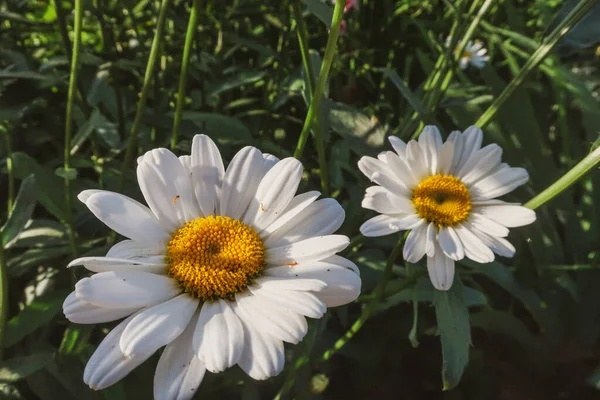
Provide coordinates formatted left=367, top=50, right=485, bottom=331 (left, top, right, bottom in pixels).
left=358, top=126, right=536, bottom=291
left=446, top=36, right=490, bottom=70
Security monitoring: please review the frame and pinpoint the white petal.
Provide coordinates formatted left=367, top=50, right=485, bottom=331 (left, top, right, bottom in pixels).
left=472, top=204, right=536, bottom=227
left=425, top=222, right=436, bottom=257
left=254, top=276, right=327, bottom=292
left=457, top=144, right=502, bottom=185
left=470, top=167, right=529, bottom=200
left=454, top=223, right=495, bottom=263
left=63, top=292, right=138, bottom=324
left=78, top=190, right=169, bottom=247
left=137, top=148, right=200, bottom=230
left=260, top=191, right=321, bottom=238
left=75, top=271, right=181, bottom=309
left=266, top=235, right=349, bottom=265
left=236, top=309, right=284, bottom=380
left=358, top=156, right=408, bottom=195
left=249, top=285, right=326, bottom=319
left=418, top=125, right=442, bottom=174
left=403, top=222, right=430, bottom=263
left=361, top=187, right=413, bottom=215
left=264, top=262, right=361, bottom=307
left=427, top=243, right=455, bottom=291
left=154, top=312, right=206, bottom=400
left=438, top=226, right=465, bottom=261
left=262, top=153, right=280, bottom=171
left=385, top=153, right=418, bottom=189
left=84, top=313, right=153, bottom=390
left=191, top=134, right=225, bottom=217
left=264, top=198, right=345, bottom=248
left=244, top=158, right=303, bottom=232
left=219, top=146, right=265, bottom=219
left=193, top=299, right=244, bottom=373
left=406, top=141, right=429, bottom=181
left=360, top=214, right=422, bottom=237
left=106, top=240, right=163, bottom=259
left=178, top=155, right=192, bottom=174
left=468, top=224, right=515, bottom=257
left=468, top=213, right=509, bottom=237
left=388, top=136, right=407, bottom=159
left=235, top=291, right=308, bottom=344
left=437, top=140, right=455, bottom=175
left=67, top=256, right=166, bottom=274
left=323, top=254, right=360, bottom=275
left=120, top=294, right=198, bottom=356
left=454, top=126, right=483, bottom=172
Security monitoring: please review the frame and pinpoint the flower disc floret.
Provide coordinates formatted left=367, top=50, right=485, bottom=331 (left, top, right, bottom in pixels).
left=412, top=174, right=471, bottom=226
left=166, top=215, right=265, bottom=300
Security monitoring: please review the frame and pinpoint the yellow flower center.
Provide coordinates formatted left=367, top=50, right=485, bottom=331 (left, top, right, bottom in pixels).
left=412, top=174, right=471, bottom=227
left=166, top=216, right=265, bottom=300
left=455, top=46, right=473, bottom=59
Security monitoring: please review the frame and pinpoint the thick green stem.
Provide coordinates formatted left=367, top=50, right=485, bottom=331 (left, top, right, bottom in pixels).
left=119, top=0, right=171, bottom=192
left=525, top=146, right=600, bottom=210
left=171, top=0, right=199, bottom=150
left=475, top=0, right=600, bottom=128
left=292, top=2, right=329, bottom=195
left=0, top=243, right=7, bottom=360
left=293, top=0, right=344, bottom=160
left=63, top=0, right=83, bottom=258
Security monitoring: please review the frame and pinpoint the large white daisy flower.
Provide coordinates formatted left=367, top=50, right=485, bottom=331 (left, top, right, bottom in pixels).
left=445, top=36, right=490, bottom=69
left=358, top=126, right=536, bottom=291
left=63, top=134, right=361, bottom=399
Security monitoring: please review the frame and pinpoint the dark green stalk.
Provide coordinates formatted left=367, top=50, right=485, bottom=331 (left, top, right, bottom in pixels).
left=293, top=0, right=344, bottom=159
left=118, top=0, right=171, bottom=192
left=171, top=0, right=199, bottom=150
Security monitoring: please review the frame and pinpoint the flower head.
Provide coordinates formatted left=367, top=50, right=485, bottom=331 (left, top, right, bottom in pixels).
left=446, top=36, right=489, bottom=69
left=331, top=0, right=359, bottom=13
left=358, top=126, right=535, bottom=291
left=63, top=134, right=361, bottom=398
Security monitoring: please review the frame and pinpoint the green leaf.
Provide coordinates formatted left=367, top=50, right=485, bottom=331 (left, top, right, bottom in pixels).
left=55, top=167, right=78, bottom=181
left=1, top=175, right=36, bottom=247
left=327, top=100, right=389, bottom=156
left=180, top=112, right=252, bottom=142
left=0, top=353, right=54, bottom=383
left=302, top=0, right=333, bottom=27
left=5, top=219, right=67, bottom=248
left=5, top=290, right=70, bottom=347
left=378, top=67, right=427, bottom=120
left=11, top=152, right=67, bottom=221
left=433, top=279, right=471, bottom=391
left=8, top=246, right=71, bottom=277
left=207, top=70, right=267, bottom=98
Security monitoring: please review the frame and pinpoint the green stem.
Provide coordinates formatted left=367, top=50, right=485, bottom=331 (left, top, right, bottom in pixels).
left=0, top=243, right=7, bottom=359
left=119, top=0, right=171, bottom=192
left=171, top=0, right=199, bottom=150
left=1, top=128, right=14, bottom=214
left=293, top=0, right=344, bottom=160
left=475, top=0, right=599, bottom=128
left=63, top=0, right=83, bottom=258
left=292, top=2, right=329, bottom=195
left=525, top=146, right=600, bottom=210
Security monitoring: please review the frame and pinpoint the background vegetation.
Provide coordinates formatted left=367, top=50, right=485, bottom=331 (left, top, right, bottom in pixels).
left=1, top=0, right=600, bottom=398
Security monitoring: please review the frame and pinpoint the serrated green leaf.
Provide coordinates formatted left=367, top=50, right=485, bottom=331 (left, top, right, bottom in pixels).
left=5, top=290, right=70, bottom=347
left=1, top=175, right=36, bottom=247
left=207, top=70, right=267, bottom=98
left=433, top=279, right=471, bottom=391
left=0, top=353, right=54, bottom=383
left=6, top=219, right=67, bottom=248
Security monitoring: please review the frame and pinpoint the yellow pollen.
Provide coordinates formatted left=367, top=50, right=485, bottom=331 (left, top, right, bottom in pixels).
left=412, top=174, right=471, bottom=227
left=166, top=216, right=265, bottom=300
left=455, top=46, right=473, bottom=59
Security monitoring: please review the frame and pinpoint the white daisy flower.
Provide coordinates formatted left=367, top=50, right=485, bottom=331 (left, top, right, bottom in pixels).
left=446, top=36, right=490, bottom=69
left=358, top=126, right=536, bottom=291
left=63, top=134, right=361, bottom=399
